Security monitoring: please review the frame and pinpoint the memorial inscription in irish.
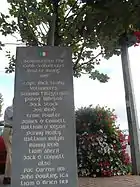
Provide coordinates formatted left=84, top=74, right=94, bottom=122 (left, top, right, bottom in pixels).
left=12, top=47, right=77, bottom=187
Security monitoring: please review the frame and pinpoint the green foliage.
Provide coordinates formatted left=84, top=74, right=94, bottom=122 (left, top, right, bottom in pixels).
left=76, top=105, right=131, bottom=177
left=0, top=94, right=3, bottom=117
left=81, top=0, right=140, bottom=57
left=0, top=0, right=110, bottom=82
left=1, top=0, right=139, bottom=82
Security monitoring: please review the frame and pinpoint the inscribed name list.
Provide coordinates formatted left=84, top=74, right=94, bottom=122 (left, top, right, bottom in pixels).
left=12, top=47, right=78, bottom=187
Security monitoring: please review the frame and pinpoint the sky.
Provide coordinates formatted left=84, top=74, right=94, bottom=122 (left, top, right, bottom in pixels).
left=0, top=1, right=140, bottom=130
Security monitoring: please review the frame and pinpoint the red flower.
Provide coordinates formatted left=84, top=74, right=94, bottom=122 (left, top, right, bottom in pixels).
left=103, top=170, right=107, bottom=176
left=99, top=162, right=103, bottom=166
left=122, top=145, right=127, bottom=149
left=134, top=31, right=140, bottom=37
left=134, top=31, right=140, bottom=46
left=107, top=171, right=112, bottom=177
left=104, top=161, right=110, bottom=167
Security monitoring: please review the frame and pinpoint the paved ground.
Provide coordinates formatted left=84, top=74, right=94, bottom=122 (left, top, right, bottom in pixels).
left=0, top=175, right=139, bottom=186
left=79, top=176, right=140, bottom=187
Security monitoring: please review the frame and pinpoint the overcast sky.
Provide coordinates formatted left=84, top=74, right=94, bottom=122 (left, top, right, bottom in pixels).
left=1, top=1, right=140, bottom=130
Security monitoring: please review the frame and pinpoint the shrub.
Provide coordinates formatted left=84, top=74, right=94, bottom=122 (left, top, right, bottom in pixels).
left=76, top=105, right=131, bottom=177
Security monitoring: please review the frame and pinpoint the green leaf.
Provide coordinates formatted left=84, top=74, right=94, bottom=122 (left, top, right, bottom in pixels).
left=2, top=0, right=138, bottom=82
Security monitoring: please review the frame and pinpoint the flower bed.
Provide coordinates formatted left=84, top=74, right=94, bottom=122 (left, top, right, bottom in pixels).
left=76, top=106, right=131, bottom=177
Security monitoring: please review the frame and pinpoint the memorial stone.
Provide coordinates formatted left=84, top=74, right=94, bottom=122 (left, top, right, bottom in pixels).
left=12, top=47, right=78, bottom=187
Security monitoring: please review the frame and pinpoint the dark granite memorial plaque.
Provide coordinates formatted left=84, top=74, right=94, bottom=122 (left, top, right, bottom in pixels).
left=12, top=47, right=78, bottom=187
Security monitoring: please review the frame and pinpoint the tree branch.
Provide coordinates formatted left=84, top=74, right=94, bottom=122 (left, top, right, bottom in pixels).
left=64, top=0, right=78, bottom=20
left=73, top=42, right=86, bottom=71
left=78, top=52, right=102, bottom=68
left=64, top=4, right=87, bottom=37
